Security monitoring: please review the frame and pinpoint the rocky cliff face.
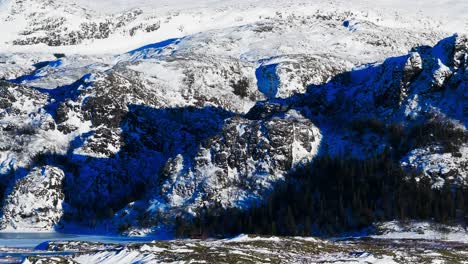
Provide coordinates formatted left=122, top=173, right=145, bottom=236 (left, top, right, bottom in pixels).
left=158, top=110, right=321, bottom=210
left=0, top=166, right=65, bottom=231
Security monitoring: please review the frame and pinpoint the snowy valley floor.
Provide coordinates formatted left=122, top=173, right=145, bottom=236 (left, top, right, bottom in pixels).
left=6, top=235, right=467, bottom=264
left=1, top=223, right=467, bottom=264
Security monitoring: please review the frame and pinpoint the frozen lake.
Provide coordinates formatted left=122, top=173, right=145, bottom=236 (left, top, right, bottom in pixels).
left=0, top=232, right=158, bottom=248
left=0, top=232, right=162, bottom=263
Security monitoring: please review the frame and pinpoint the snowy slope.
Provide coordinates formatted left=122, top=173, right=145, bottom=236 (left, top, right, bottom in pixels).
left=0, top=0, right=466, bottom=54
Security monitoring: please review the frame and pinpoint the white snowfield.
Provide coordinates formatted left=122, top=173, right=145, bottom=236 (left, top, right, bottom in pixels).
left=373, top=221, right=468, bottom=243
left=0, top=0, right=466, bottom=55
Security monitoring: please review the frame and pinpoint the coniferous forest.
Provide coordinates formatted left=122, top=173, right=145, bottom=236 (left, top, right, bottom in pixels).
left=175, top=152, right=467, bottom=238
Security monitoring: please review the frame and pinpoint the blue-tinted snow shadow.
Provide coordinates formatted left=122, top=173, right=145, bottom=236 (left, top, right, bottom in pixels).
left=35, top=73, right=93, bottom=118
left=125, top=38, right=184, bottom=61
left=8, top=59, right=62, bottom=84
left=255, top=63, right=280, bottom=99
left=128, top=38, right=182, bottom=55
left=342, top=20, right=359, bottom=32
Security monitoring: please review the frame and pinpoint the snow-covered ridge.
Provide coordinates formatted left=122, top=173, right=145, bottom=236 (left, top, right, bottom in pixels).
left=0, top=0, right=466, bottom=54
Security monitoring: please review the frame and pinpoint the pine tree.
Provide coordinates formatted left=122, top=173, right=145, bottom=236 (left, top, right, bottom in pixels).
left=286, top=206, right=296, bottom=235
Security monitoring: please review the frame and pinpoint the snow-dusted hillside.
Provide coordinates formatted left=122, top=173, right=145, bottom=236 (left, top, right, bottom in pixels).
left=0, top=0, right=467, bottom=54
left=0, top=0, right=466, bottom=234
left=17, top=230, right=468, bottom=264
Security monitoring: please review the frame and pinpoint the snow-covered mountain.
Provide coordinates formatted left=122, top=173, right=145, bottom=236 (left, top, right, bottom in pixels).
left=1, top=0, right=467, bottom=54
left=0, top=0, right=466, bottom=234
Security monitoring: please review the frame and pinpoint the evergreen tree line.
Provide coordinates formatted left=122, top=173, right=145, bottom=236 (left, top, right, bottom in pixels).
left=348, top=117, right=466, bottom=160
left=358, top=118, right=467, bottom=159
left=175, top=154, right=467, bottom=238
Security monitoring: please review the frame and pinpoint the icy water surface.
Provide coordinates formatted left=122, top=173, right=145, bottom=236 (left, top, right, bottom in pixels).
left=0, top=232, right=157, bottom=248
left=0, top=232, right=160, bottom=263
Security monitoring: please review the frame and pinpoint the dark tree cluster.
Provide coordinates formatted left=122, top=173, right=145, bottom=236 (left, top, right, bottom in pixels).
left=175, top=154, right=467, bottom=238
left=406, top=120, right=467, bottom=155
left=350, top=117, right=466, bottom=159
left=387, top=120, right=467, bottom=159
left=230, top=78, right=250, bottom=98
